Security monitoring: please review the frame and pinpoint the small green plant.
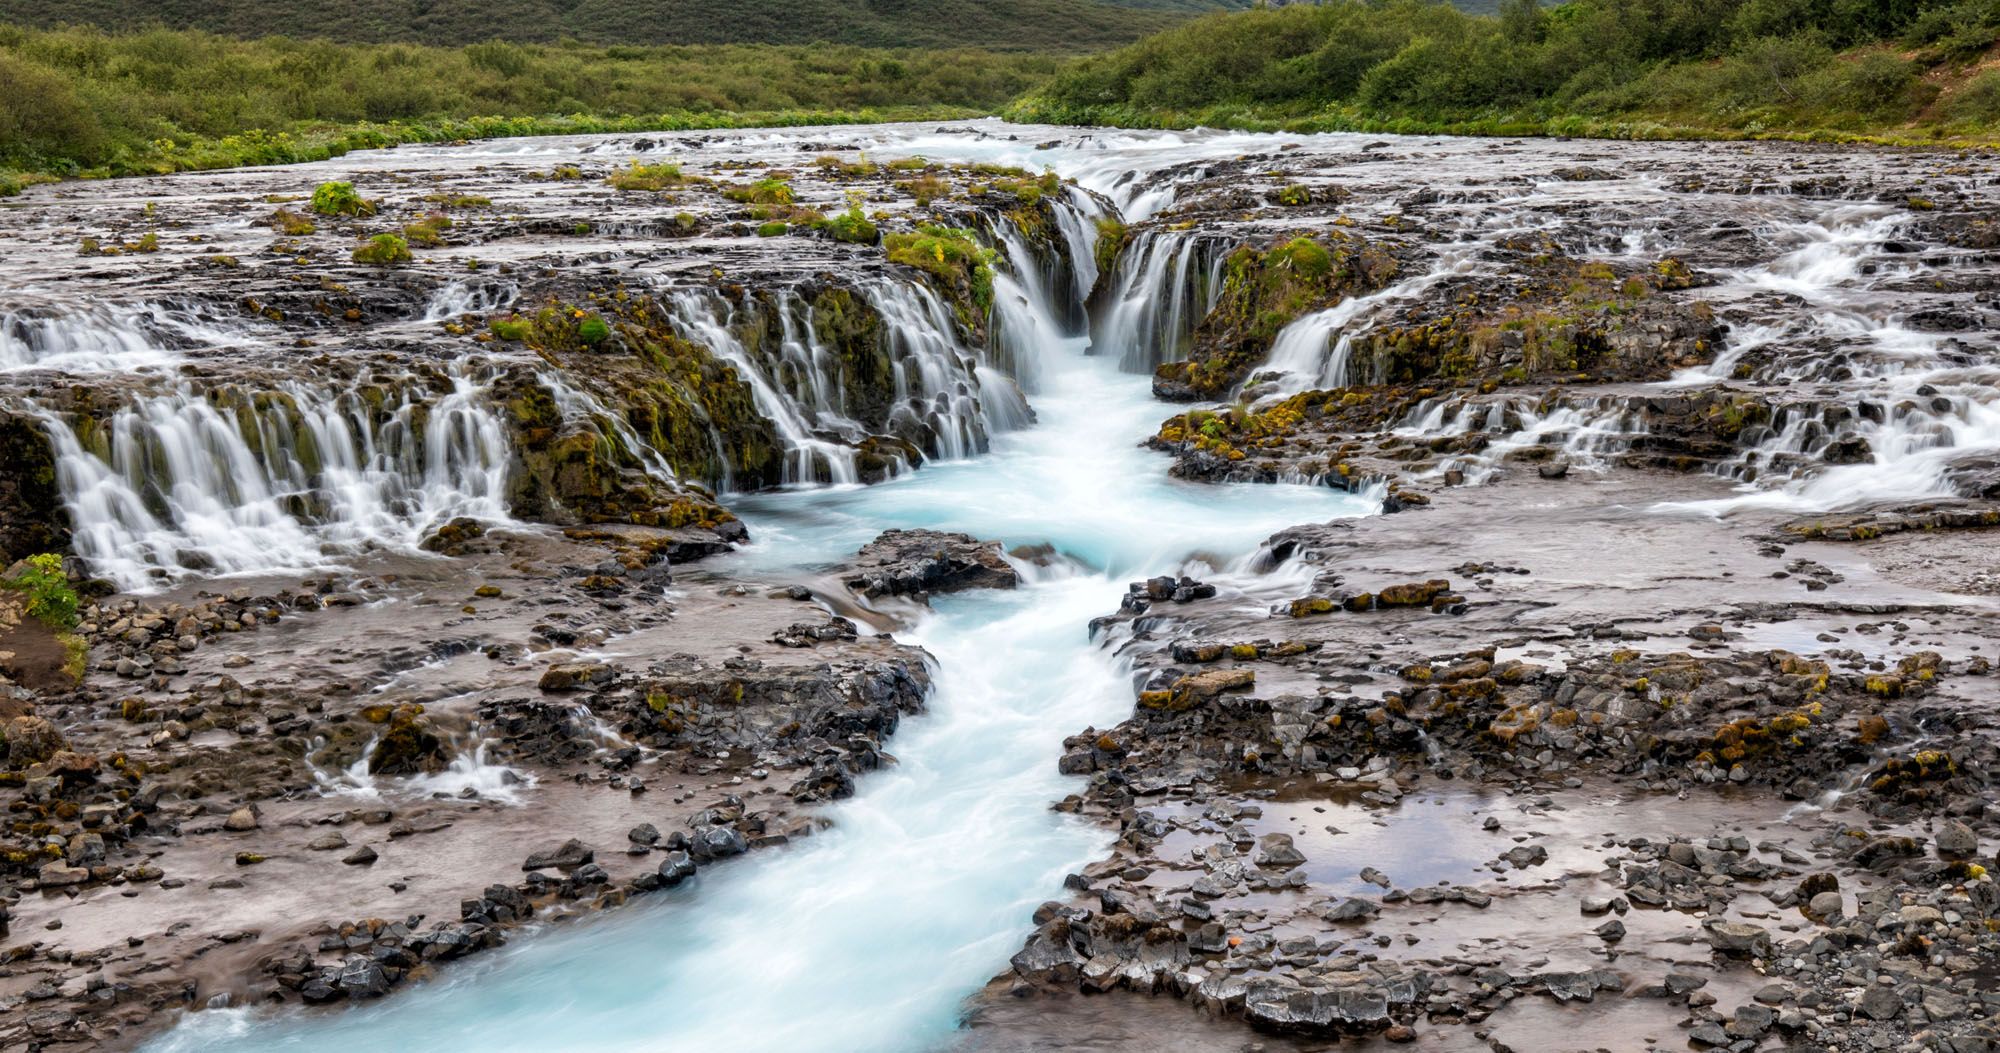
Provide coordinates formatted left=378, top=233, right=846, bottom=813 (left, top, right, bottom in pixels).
left=724, top=176, right=794, bottom=206
left=1275, top=184, right=1312, bottom=206
left=490, top=317, right=531, bottom=341
left=577, top=314, right=611, bottom=346
left=5, top=554, right=79, bottom=630
left=825, top=200, right=878, bottom=244
left=756, top=221, right=789, bottom=237
left=311, top=181, right=376, bottom=217
left=904, top=174, right=949, bottom=206
left=269, top=208, right=316, bottom=235
left=133, top=232, right=160, bottom=253
left=402, top=213, right=453, bottom=247
left=886, top=156, right=928, bottom=171
left=607, top=160, right=684, bottom=191
left=352, top=233, right=411, bottom=265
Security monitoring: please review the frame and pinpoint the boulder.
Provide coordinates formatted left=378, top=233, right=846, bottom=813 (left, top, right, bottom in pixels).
left=842, top=529, right=1018, bottom=599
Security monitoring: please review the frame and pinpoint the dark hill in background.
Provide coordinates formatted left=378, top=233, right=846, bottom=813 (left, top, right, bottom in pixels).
left=0, top=0, right=1506, bottom=50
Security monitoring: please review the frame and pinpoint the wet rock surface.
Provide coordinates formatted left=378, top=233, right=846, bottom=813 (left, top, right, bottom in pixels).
left=0, top=526, right=939, bottom=1051
left=991, top=472, right=2000, bottom=1053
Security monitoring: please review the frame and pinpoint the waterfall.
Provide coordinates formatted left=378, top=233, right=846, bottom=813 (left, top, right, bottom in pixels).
left=536, top=370, right=685, bottom=483
left=987, top=195, right=1103, bottom=393
left=45, top=369, right=513, bottom=591
left=660, top=279, right=1033, bottom=488
left=0, top=301, right=241, bottom=373
left=423, top=280, right=521, bottom=322
left=1090, top=229, right=1230, bottom=373
left=662, top=288, right=869, bottom=487
left=1262, top=240, right=1486, bottom=395
left=1394, top=394, right=1648, bottom=485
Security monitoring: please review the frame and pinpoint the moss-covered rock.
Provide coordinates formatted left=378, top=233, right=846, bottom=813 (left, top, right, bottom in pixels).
left=1154, top=231, right=1399, bottom=400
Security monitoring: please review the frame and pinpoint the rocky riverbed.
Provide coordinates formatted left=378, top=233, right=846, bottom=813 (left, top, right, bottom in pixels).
left=0, top=120, right=1995, bottom=1052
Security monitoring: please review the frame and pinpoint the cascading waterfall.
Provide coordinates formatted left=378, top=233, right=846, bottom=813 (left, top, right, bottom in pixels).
left=1261, top=240, right=1487, bottom=396
left=1091, top=229, right=1230, bottom=372
left=1655, top=201, right=2000, bottom=514
left=535, top=370, right=686, bottom=484
left=45, top=369, right=513, bottom=591
left=0, top=301, right=240, bottom=373
left=1395, top=394, right=1648, bottom=485
left=423, top=280, right=521, bottom=322
left=660, top=279, right=1033, bottom=488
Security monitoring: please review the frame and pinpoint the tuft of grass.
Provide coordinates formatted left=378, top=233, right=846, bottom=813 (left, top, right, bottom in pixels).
left=351, top=232, right=411, bottom=265
left=402, top=212, right=453, bottom=247
left=723, top=176, right=795, bottom=206
left=607, top=160, right=684, bottom=191
left=268, top=207, right=316, bottom=235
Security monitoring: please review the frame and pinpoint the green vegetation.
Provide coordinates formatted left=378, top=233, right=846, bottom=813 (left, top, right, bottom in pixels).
left=883, top=224, right=999, bottom=314
left=402, top=213, right=452, bottom=246
left=724, top=177, right=797, bottom=206
left=824, top=202, right=880, bottom=244
left=352, top=232, right=412, bottom=265
left=0, top=23, right=1054, bottom=193
left=3, top=554, right=79, bottom=631
left=1011, top=0, right=2000, bottom=145
left=311, top=180, right=376, bottom=217
left=268, top=207, right=316, bottom=235
left=607, top=161, right=686, bottom=192
left=0, top=0, right=1189, bottom=51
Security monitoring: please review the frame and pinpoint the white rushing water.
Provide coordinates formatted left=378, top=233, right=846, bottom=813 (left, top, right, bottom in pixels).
left=48, top=368, right=513, bottom=591
left=146, top=177, right=1371, bottom=1053
left=0, top=300, right=241, bottom=373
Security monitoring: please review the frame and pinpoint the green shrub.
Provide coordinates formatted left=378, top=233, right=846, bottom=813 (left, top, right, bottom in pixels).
left=312, top=181, right=376, bottom=217
left=4, top=554, right=79, bottom=630
left=1275, top=185, right=1312, bottom=206
left=352, top=232, right=411, bottom=265
left=1942, top=68, right=2000, bottom=125
left=577, top=314, right=611, bottom=346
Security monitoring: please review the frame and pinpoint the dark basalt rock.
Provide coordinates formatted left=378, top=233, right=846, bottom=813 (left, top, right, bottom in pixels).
left=842, top=529, right=1018, bottom=599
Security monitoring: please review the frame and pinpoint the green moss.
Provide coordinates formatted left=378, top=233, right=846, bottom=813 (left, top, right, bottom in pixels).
left=268, top=207, right=315, bottom=235
left=1275, top=184, right=1311, bottom=206
left=311, top=180, right=376, bottom=217
left=351, top=232, right=411, bottom=265
left=402, top=212, right=453, bottom=246
left=724, top=176, right=794, bottom=206
left=1093, top=217, right=1127, bottom=275
left=607, top=160, right=684, bottom=191
left=577, top=315, right=611, bottom=346
left=883, top=223, right=997, bottom=316
left=755, top=221, right=789, bottom=237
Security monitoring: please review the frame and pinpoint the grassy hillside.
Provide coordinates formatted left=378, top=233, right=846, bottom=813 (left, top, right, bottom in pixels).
left=0, top=24, right=1059, bottom=192
left=1010, top=0, right=2000, bottom=144
left=0, top=0, right=1188, bottom=52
